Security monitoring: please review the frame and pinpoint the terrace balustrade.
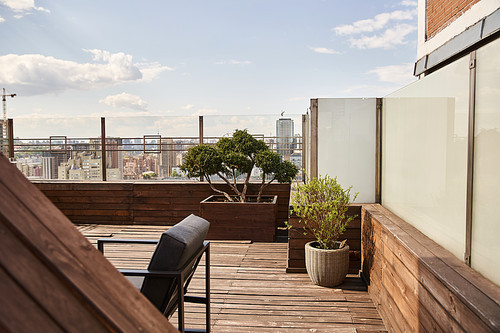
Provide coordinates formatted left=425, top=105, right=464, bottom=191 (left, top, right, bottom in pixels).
left=2, top=114, right=304, bottom=182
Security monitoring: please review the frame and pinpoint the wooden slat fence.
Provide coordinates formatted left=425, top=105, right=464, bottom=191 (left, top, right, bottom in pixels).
left=34, top=181, right=291, bottom=227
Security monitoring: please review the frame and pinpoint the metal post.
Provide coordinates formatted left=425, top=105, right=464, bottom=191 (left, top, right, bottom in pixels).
left=101, top=117, right=107, bottom=181
left=178, top=275, right=185, bottom=332
left=8, top=118, right=13, bottom=159
left=199, top=116, right=204, bottom=144
left=465, top=51, right=477, bottom=266
left=301, top=114, right=308, bottom=182
left=199, top=116, right=204, bottom=182
left=310, top=99, right=318, bottom=179
left=375, top=98, right=382, bottom=204
left=205, top=245, right=211, bottom=332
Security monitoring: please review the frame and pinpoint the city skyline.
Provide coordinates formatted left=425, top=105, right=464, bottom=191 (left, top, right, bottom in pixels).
left=1, top=1, right=417, bottom=122
left=13, top=117, right=302, bottom=181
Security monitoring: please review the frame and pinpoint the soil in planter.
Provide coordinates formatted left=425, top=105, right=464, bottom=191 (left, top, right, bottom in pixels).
left=206, top=195, right=275, bottom=203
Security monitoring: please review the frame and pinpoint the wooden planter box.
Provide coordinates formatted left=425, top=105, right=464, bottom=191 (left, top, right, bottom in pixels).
left=200, top=195, right=278, bottom=242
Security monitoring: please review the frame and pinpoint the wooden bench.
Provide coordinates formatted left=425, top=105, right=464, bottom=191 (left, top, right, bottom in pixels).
left=362, top=204, right=500, bottom=332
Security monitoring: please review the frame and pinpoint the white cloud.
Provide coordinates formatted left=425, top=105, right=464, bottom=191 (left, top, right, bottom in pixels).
left=400, top=0, right=418, bottom=6
left=181, top=104, right=195, bottom=110
left=333, top=9, right=416, bottom=35
left=349, top=24, right=416, bottom=49
left=310, top=47, right=340, bottom=55
left=0, top=16, right=5, bottom=22
left=368, top=63, right=416, bottom=85
left=215, top=59, right=251, bottom=65
left=99, top=93, right=148, bottom=111
left=332, top=7, right=417, bottom=50
left=0, top=0, right=50, bottom=17
left=0, top=50, right=171, bottom=95
left=136, top=62, right=174, bottom=81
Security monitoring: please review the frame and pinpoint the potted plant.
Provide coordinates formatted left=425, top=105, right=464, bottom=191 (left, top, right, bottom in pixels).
left=290, top=175, right=358, bottom=287
left=181, top=129, right=298, bottom=241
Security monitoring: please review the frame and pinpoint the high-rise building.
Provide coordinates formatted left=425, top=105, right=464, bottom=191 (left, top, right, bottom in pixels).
left=105, top=138, right=124, bottom=177
left=42, top=157, right=56, bottom=179
left=159, top=138, right=177, bottom=178
left=276, top=118, right=294, bottom=158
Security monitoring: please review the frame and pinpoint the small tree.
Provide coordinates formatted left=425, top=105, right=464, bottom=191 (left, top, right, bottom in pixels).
left=180, top=129, right=298, bottom=202
left=290, top=175, right=358, bottom=249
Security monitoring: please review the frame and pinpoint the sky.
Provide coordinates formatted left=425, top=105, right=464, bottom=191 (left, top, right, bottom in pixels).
left=0, top=0, right=418, bottom=136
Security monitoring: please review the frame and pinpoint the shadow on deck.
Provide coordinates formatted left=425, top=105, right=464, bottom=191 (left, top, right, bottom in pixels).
left=82, top=224, right=387, bottom=333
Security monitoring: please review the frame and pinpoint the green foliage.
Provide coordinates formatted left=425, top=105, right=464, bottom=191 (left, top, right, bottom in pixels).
left=180, top=144, right=223, bottom=179
left=180, top=129, right=299, bottom=202
left=170, top=169, right=181, bottom=178
left=290, top=175, right=358, bottom=250
left=142, top=172, right=157, bottom=179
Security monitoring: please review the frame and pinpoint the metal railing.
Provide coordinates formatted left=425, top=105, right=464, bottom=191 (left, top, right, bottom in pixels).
left=4, top=116, right=303, bottom=181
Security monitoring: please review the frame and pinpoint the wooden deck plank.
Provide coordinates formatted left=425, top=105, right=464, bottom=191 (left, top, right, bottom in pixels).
left=84, top=224, right=386, bottom=332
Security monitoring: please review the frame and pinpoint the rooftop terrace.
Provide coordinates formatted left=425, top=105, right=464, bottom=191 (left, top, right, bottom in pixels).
left=83, top=224, right=386, bottom=332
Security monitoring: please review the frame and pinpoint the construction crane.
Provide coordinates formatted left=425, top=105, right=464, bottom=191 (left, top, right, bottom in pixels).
left=2, top=88, right=16, bottom=154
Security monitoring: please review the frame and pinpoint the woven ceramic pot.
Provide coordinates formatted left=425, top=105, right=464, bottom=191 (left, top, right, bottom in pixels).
left=305, top=241, right=349, bottom=287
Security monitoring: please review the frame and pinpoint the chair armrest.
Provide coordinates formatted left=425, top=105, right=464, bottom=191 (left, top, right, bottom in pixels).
left=119, top=268, right=181, bottom=278
left=97, top=238, right=158, bottom=253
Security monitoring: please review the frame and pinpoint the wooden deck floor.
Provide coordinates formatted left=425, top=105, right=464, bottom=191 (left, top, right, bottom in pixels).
left=80, top=224, right=387, bottom=332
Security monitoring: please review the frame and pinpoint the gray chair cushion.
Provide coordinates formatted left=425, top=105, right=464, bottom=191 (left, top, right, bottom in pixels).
left=140, top=214, right=210, bottom=312
left=126, top=276, right=144, bottom=290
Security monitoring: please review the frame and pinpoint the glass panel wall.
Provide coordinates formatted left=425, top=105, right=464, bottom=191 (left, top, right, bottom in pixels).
left=105, top=116, right=199, bottom=180
left=9, top=114, right=303, bottom=182
left=472, top=38, right=500, bottom=284
left=382, top=56, right=469, bottom=260
left=317, top=98, right=377, bottom=203
left=203, top=114, right=303, bottom=181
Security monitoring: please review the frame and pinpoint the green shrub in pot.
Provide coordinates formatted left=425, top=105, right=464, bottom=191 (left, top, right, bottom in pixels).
left=290, top=175, right=358, bottom=286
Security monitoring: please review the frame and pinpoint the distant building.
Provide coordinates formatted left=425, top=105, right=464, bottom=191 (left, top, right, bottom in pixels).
left=0, top=120, right=4, bottom=153
left=42, top=157, right=56, bottom=179
left=289, top=152, right=302, bottom=170
left=106, top=138, right=123, bottom=172
left=42, top=151, right=70, bottom=179
left=58, top=152, right=102, bottom=180
left=276, top=118, right=294, bottom=158
left=106, top=168, right=122, bottom=180
left=160, top=138, right=176, bottom=178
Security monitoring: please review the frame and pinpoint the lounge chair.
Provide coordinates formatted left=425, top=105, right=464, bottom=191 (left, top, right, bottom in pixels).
left=98, top=214, right=211, bottom=333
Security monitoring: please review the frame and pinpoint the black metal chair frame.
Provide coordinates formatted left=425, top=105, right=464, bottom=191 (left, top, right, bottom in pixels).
left=98, top=238, right=210, bottom=333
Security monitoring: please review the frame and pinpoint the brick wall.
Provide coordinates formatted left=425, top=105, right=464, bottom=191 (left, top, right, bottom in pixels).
left=427, top=0, right=480, bottom=39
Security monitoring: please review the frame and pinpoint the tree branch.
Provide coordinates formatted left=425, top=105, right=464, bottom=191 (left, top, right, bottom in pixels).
left=205, top=175, right=234, bottom=202
left=257, top=174, right=276, bottom=202
left=216, top=171, right=241, bottom=198
left=241, top=170, right=253, bottom=202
